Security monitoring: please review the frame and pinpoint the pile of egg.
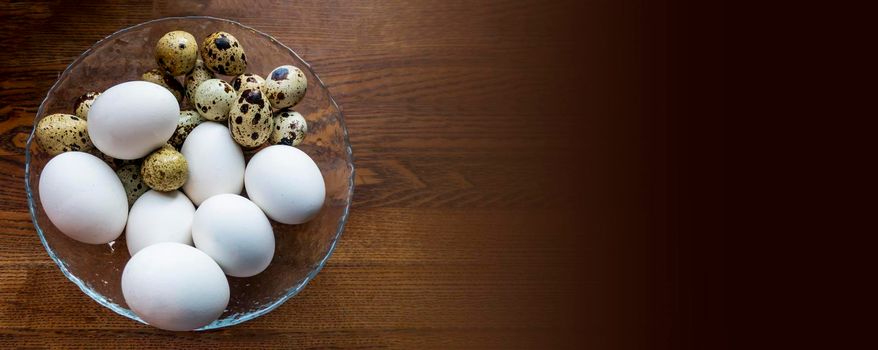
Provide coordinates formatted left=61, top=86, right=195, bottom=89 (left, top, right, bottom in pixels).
left=34, top=30, right=324, bottom=331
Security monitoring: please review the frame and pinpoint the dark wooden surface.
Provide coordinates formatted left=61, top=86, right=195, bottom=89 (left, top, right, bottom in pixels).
left=0, top=1, right=725, bottom=348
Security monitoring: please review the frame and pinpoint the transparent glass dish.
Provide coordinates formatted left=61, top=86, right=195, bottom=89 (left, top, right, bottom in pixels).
left=23, top=16, right=354, bottom=330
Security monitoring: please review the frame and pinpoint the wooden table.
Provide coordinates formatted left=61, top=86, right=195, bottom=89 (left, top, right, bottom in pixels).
left=0, top=1, right=725, bottom=348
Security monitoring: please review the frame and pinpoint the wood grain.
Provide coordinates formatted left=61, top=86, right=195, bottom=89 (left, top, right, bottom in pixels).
left=0, top=0, right=698, bottom=348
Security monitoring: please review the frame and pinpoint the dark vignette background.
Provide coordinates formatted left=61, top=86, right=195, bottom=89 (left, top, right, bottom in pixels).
left=0, top=0, right=725, bottom=348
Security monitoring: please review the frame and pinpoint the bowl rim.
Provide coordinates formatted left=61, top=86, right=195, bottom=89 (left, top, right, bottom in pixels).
left=23, top=15, right=355, bottom=330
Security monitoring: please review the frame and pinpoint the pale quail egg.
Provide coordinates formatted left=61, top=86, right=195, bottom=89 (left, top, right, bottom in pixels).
left=155, top=31, right=198, bottom=76
left=230, top=73, right=265, bottom=92
left=192, top=78, right=236, bottom=122
left=116, top=164, right=148, bottom=206
left=142, top=68, right=184, bottom=103
left=264, top=65, right=307, bottom=109
left=184, top=59, right=215, bottom=101
left=141, top=144, right=188, bottom=191
left=168, top=111, right=205, bottom=148
left=35, top=113, right=93, bottom=156
left=200, top=32, right=246, bottom=76
left=270, top=109, right=308, bottom=146
left=229, top=89, right=273, bottom=148
left=73, top=91, right=100, bottom=119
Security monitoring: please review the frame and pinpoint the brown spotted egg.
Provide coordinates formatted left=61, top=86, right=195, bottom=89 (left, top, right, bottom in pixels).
left=116, top=164, right=148, bottom=206
left=230, top=73, right=265, bottom=92
left=270, top=109, right=308, bottom=146
left=229, top=89, right=273, bottom=148
left=191, top=78, right=236, bottom=122
left=168, top=111, right=205, bottom=148
left=264, top=65, right=307, bottom=109
left=142, top=69, right=184, bottom=103
left=184, top=59, right=215, bottom=101
left=141, top=144, right=188, bottom=191
left=155, top=31, right=199, bottom=76
left=88, top=148, right=134, bottom=170
left=35, top=113, right=93, bottom=156
left=200, top=32, right=246, bottom=76
left=73, top=91, right=100, bottom=119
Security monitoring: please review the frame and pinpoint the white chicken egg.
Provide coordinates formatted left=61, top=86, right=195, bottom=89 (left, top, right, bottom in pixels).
left=88, top=81, right=179, bottom=159
left=125, top=190, right=195, bottom=255
left=38, top=151, right=128, bottom=244
left=180, top=122, right=245, bottom=205
left=192, top=194, right=274, bottom=277
left=122, top=242, right=229, bottom=331
left=245, top=145, right=325, bottom=224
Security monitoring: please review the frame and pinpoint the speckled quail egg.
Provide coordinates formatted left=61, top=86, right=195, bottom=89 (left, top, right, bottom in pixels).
left=88, top=148, right=118, bottom=167
left=141, top=144, right=188, bottom=191
left=230, top=73, right=265, bottom=92
left=184, top=59, right=214, bottom=101
left=87, top=148, right=135, bottom=170
left=155, top=31, right=199, bottom=76
left=264, top=65, right=307, bottom=109
left=35, top=113, right=93, bottom=156
left=229, top=89, right=273, bottom=148
left=191, top=79, right=236, bottom=122
left=142, top=68, right=185, bottom=103
left=270, top=109, right=308, bottom=146
left=200, top=32, right=246, bottom=76
left=116, top=164, right=148, bottom=206
left=73, top=92, right=100, bottom=119
left=168, top=111, right=205, bottom=148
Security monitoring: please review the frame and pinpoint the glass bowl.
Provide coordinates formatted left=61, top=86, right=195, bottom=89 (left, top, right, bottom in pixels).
left=23, top=16, right=353, bottom=330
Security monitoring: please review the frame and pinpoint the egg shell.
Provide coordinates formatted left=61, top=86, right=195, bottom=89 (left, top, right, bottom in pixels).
left=245, top=145, right=325, bottom=224
left=88, top=81, right=180, bottom=160
left=228, top=88, right=273, bottom=148
left=192, top=194, right=275, bottom=277
left=184, top=59, right=215, bottom=101
left=116, top=164, right=148, bottom=206
left=73, top=91, right=101, bottom=119
left=125, top=190, right=195, bottom=255
left=155, top=30, right=198, bottom=76
left=180, top=122, right=245, bottom=205
left=264, top=65, right=307, bottom=110
left=200, top=32, right=247, bottom=76
left=38, top=152, right=128, bottom=244
left=168, top=111, right=205, bottom=148
left=270, top=109, right=308, bottom=146
left=141, top=144, right=188, bottom=191
left=192, top=78, right=236, bottom=122
left=35, top=113, right=93, bottom=156
left=142, top=68, right=185, bottom=103
left=88, top=148, right=134, bottom=170
left=122, top=242, right=229, bottom=331
left=230, top=73, right=265, bottom=92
